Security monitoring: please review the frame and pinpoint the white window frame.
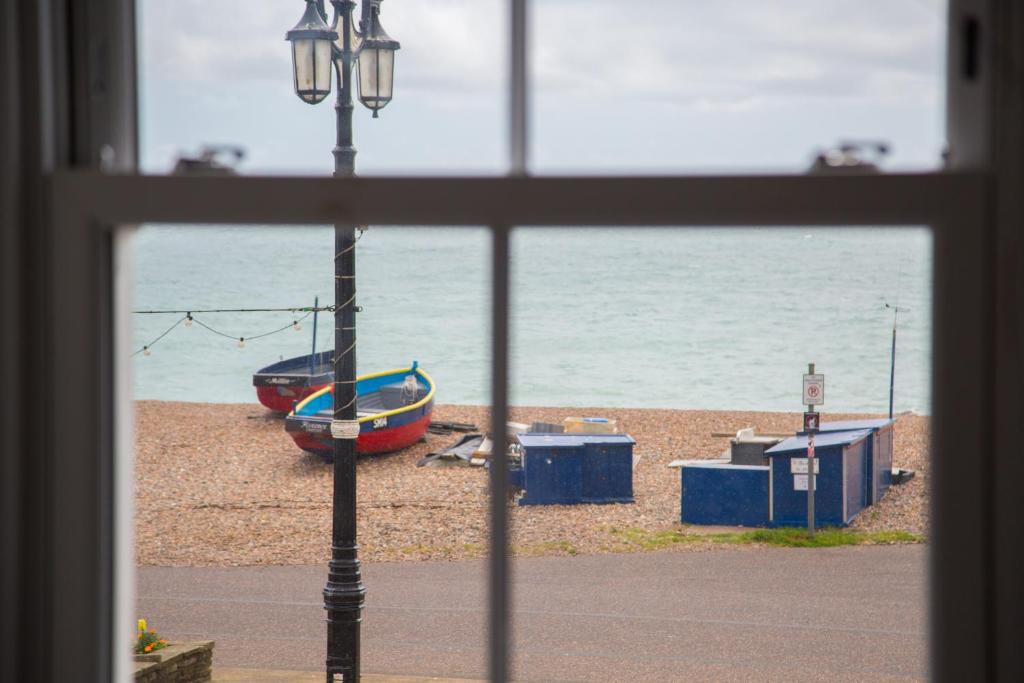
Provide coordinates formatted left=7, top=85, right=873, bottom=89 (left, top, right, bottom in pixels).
left=12, top=1, right=1022, bottom=682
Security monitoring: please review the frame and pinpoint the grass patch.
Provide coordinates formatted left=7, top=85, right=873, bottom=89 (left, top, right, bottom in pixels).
left=859, top=530, right=924, bottom=544
left=513, top=540, right=579, bottom=556
left=608, top=527, right=710, bottom=550
left=740, top=527, right=924, bottom=547
left=609, top=526, right=923, bottom=551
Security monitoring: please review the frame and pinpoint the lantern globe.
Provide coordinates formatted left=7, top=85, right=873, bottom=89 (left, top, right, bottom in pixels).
left=357, top=18, right=399, bottom=116
left=286, top=1, right=338, bottom=104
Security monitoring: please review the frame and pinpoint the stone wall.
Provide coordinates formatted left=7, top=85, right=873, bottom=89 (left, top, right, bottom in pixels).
left=134, top=641, right=214, bottom=683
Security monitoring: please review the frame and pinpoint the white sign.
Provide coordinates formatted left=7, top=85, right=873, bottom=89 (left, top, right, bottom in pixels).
left=330, top=419, right=361, bottom=440
left=803, top=373, right=825, bottom=405
left=790, top=458, right=820, bottom=474
left=793, top=474, right=809, bottom=491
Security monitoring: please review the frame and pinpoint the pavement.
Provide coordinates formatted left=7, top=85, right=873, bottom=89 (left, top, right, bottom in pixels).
left=212, top=670, right=481, bottom=682
left=137, top=545, right=927, bottom=682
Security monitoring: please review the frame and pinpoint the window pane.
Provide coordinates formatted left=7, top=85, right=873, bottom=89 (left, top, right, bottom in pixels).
left=504, top=225, right=931, bottom=680
left=531, top=0, right=947, bottom=173
left=132, top=225, right=494, bottom=676
left=137, top=1, right=506, bottom=175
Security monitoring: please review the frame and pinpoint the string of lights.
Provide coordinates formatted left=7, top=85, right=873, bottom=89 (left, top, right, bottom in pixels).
left=133, top=310, right=315, bottom=357
left=133, top=305, right=334, bottom=314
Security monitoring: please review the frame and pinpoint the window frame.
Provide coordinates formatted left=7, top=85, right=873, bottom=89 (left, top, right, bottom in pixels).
left=15, top=0, right=1020, bottom=682
left=52, top=168, right=990, bottom=683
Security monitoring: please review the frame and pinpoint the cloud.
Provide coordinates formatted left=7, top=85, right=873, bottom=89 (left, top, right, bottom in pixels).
left=138, top=1, right=294, bottom=83
left=140, top=0, right=944, bottom=111
left=532, top=0, right=944, bottom=109
left=138, top=0, right=506, bottom=97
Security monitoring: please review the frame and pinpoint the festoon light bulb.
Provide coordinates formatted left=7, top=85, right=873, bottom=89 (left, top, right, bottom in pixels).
left=185, top=313, right=193, bottom=328
left=143, top=346, right=151, bottom=356
left=293, top=320, right=302, bottom=332
left=237, top=337, right=246, bottom=348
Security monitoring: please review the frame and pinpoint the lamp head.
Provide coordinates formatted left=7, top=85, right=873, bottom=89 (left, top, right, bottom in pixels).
left=357, top=2, right=400, bottom=116
left=286, top=0, right=339, bottom=104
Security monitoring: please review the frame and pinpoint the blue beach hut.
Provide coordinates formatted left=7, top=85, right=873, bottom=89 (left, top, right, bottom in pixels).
left=766, top=429, right=872, bottom=527
left=799, top=418, right=895, bottom=505
left=512, top=433, right=636, bottom=506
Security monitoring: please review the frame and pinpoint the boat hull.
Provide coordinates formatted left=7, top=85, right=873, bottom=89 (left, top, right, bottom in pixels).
left=256, top=384, right=329, bottom=414
left=285, top=364, right=435, bottom=457
left=253, top=350, right=333, bottom=414
left=286, top=410, right=433, bottom=455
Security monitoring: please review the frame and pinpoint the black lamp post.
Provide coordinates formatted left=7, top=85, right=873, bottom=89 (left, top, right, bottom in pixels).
left=286, top=2, right=399, bottom=680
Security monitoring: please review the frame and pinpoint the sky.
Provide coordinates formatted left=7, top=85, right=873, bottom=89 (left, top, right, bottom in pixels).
left=138, top=0, right=947, bottom=176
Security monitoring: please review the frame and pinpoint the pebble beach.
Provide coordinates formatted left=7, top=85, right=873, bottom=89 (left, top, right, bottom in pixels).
left=134, top=401, right=929, bottom=567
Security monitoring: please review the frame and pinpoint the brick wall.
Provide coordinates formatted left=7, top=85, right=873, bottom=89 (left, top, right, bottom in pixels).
left=134, top=641, right=214, bottom=683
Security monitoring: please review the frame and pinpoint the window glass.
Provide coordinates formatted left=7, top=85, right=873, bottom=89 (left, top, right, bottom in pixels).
left=502, top=226, right=931, bottom=680
left=137, top=0, right=507, bottom=175
left=132, top=225, right=492, bottom=677
left=531, top=0, right=947, bottom=173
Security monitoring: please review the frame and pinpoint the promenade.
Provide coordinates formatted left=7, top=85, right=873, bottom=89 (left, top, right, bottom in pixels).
left=138, top=545, right=927, bottom=682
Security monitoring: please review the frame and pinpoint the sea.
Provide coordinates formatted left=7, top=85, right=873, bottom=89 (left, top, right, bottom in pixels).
left=132, top=225, right=932, bottom=414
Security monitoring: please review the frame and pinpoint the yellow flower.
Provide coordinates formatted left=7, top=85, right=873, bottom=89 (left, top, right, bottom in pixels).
left=137, top=619, right=147, bottom=632
left=144, top=644, right=153, bottom=653
left=158, top=640, right=167, bottom=645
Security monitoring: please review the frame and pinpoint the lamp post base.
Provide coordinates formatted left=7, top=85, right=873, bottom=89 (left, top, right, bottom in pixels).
left=324, top=545, right=365, bottom=682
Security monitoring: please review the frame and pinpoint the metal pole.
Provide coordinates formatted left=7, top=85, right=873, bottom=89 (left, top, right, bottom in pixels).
left=806, top=362, right=815, bottom=539
left=488, top=226, right=511, bottom=683
left=888, top=307, right=898, bottom=420
left=310, top=295, right=319, bottom=376
left=325, top=2, right=363, bottom=681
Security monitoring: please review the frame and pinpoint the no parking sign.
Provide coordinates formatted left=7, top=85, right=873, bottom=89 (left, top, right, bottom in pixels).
left=803, top=374, right=825, bottom=405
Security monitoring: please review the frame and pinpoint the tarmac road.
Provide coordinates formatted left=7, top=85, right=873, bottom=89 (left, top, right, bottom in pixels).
left=137, top=545, right=927, bottom=682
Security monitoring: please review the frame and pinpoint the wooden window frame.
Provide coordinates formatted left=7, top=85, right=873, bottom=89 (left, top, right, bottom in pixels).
left=5, top=1, right=1021, bottom=682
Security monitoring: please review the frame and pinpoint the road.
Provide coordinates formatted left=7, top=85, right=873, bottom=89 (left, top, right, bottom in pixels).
left=137, top=545, right=927, bottom=682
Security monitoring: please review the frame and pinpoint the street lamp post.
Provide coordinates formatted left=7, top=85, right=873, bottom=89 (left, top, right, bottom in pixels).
left=286, top=2, right=399, bottom=680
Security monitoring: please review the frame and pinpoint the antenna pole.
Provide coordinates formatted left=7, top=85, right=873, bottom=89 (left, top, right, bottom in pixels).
left=311, top=295, right=319, bottom=376
left=886, top=304, right=906, bottom=420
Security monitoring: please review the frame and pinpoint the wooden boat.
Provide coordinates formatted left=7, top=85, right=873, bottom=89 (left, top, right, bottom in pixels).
left=252, top=350, right=333, bottom=414
left=285, top=362, right=435, bottom=456
left=252, top=298, right=332, bottom=414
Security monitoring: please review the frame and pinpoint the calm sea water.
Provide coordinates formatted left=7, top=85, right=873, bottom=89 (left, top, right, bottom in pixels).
left=132, top=226, right=932, bottom=413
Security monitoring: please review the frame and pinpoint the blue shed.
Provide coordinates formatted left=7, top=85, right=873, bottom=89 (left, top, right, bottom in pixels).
left=766, top=429, right=871, bottom=527
left=513, top=433, right=635, bottom=506
left=673, top=461, right=770, bottom=527
left=799, top=419, right=895, bottom=505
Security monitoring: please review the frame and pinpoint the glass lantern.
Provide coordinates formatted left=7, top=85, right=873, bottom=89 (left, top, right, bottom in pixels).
left=357, top=10, right=399, bottom=116
left=286, top=1, right=338, bottom=104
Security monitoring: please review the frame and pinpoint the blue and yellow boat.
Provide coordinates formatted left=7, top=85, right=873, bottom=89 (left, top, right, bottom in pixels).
left=284, top=362, right=435, bottom=456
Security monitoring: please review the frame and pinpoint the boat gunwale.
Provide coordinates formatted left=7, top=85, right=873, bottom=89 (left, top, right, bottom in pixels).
left=289, top=365, right=436, bottom=424
left=252, top=350, right=334, bottom=386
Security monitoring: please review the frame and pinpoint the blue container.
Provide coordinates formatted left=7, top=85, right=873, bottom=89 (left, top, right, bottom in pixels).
left=679, top=462, right=770, bottom=527
left=800, top=419, right=894, bottom=505
left=766, top=429, right=871, bottom=526
left=514, top=434, right=635, bottom=505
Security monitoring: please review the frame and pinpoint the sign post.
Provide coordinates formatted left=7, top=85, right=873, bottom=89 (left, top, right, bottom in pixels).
left=802, top=364, right=824, bottom=538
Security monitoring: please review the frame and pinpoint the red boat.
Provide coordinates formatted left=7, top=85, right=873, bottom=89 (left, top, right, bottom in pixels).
left=285, top=362, right=435, bottom=456
left=252, top=350, right=333, bottom=414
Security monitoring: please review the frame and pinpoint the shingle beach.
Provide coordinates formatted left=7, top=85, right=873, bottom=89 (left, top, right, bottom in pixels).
left=135, top=401, right=929, bottom=566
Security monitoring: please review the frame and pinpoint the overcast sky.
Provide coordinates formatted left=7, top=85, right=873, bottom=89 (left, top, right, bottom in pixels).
left=138, top=0, right=947, bottom=175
